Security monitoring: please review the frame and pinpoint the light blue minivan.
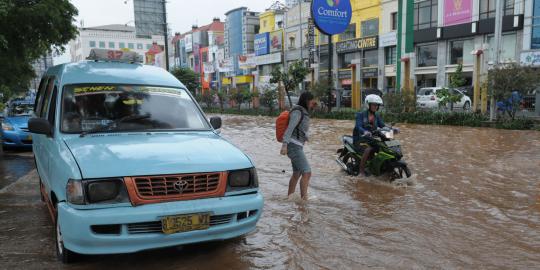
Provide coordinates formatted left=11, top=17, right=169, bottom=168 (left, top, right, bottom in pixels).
left=29, top=52, right=263, bottom=263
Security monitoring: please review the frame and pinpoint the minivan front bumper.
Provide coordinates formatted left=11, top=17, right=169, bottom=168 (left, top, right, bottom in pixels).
left=57, top=193, right=263, bottom=255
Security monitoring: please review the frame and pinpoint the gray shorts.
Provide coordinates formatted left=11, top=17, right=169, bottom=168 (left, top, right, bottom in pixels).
left=287, top=143, right=311, bottom=174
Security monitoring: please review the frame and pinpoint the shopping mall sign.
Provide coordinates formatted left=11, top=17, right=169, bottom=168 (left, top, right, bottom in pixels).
left=336, top=36, right=378, bottom=53
left=311, top=0, right=352, bottom=35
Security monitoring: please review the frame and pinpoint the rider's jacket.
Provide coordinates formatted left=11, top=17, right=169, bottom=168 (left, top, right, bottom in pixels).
left=353, top=109, right=385, bottom=143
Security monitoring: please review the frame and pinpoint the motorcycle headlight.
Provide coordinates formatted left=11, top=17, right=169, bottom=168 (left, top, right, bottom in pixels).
left=66, top=178, right=129, bottom=205
left=227, top=168, right=259, bottom=190
left=1, top=122, right=14, bottom=131
left=383, top=130, right=394, bottom=140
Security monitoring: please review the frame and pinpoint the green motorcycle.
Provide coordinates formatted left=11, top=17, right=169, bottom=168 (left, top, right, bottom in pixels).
left=336, top=127, right=412, bottom=181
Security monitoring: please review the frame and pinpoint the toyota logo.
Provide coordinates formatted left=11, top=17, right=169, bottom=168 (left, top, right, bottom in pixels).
left=173, top=180, right=189, bottom=193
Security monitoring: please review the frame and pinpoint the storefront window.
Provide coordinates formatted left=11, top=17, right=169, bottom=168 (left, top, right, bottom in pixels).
left=340, top=24, right=356, bottom=41
left=414, top=0, right=438, bottom=30
left=361, top=19, right=379, bottom=37
left=449, top=39, right=474, bottom=65
left=417, top=44, right=438, bottom=67
left=340, top=53, right=355, bottom=68
left=479, top=0, right=514, bottom=20
left=363, top=50, right=378, bottom=67
left=533, top=0, right=540, bottom=49
left=385, top=46, right=397, bottom=65
left=487, top=33, right=517, bottom=62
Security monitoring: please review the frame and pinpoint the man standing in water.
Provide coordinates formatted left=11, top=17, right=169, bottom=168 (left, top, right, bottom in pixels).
left=280, top=92, right=317, bottom=200
left=354, top=94, right=385, bottom=177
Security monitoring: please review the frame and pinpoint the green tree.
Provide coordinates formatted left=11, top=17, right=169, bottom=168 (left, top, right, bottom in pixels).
left=488, top=63, right=539, bottom=119
left=270, top=60, right=309, bottom=108
left=259, top=87, right=278, bottom=113
left=449, top=63, right=467, bottom=88
left=170, top=67, right=200, bottom=94
left=436, top=88, right=463, bottom=111
left=201, top=91, right=213, bottom=108
left=0, top=0, right=78, bottom=98
left=311, top=79, right=332, bottom=112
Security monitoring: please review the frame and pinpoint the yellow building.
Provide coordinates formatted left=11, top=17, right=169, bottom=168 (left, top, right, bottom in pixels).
left=259, top=10, right=276, bottom=33
left=350, top=0, right=382, bottom=40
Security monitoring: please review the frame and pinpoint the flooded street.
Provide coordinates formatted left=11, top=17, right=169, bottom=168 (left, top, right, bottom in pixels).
left=1, top=115, right=539, bottom=269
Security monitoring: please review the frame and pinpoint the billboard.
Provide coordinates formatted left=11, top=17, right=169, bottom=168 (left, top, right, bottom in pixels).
left=133, top=0, right=165, bottom=38
left=255, top=33, right=270, bottom=56
left=238, top=54, right=257, bottom=69
left=269, top=30, right=283, bottom=53
left=444, top=0, right=472, bottom=26
left=184, top=34, right=193, bottom=52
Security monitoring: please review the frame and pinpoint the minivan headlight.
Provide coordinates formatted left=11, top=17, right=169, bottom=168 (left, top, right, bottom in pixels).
left=66, top=178, right=129, bottom=205
left=227, top=168, right=259, bottom=190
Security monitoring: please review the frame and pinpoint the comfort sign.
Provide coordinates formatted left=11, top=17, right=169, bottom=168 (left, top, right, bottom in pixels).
left=311, top=0, right=353, bottom=35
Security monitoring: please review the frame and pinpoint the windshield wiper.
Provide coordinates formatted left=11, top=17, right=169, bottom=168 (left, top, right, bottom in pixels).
left=79, top=114, right=151, bottom=138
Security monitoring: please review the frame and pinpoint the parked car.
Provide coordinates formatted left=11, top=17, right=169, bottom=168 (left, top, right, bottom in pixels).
left=416, top=87, right=471, bottom=110
left=1, top=99, right=34, bottom=150
left=30, top=49, right=263, bottom=263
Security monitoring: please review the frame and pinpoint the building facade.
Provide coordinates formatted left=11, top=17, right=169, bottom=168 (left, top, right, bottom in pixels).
left=224, top=7, right=260, bottom=88
left=69, top=24, right=165, bottom=63
left=254, top=8, right=286, bottom=89
left=30, top=53, right=54, bottom=91
left=403, top=0, right=525, bottom=89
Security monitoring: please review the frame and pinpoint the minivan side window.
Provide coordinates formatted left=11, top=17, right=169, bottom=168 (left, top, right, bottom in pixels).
left=34, top=77, right=48, bottom=116
left=47, top=86, right=58, bottom=127
left=40, top=78, right=55, bottom=118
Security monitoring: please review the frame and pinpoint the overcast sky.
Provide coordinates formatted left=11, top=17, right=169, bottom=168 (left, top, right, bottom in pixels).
left=54, top=0, right=276, bottom=64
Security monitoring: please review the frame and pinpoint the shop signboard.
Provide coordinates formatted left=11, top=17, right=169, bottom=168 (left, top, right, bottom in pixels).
left=311, top=0, right=352, bottom=35
left=218, top=57, right=233, bottom=73
left=520, top=51, right=540, bottom=66
left=362, top=68, right=378, bottom=78
left=444, top=0, right=472, bottom=26
left=379, top=32, right=397, bottom=47
left=254, top=52, right=282, bottom=66
left=336, top=36, right=378, bottom=53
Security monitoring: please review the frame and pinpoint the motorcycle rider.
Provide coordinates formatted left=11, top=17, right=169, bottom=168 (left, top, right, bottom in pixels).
left=353, top=94, right=385, bottom=176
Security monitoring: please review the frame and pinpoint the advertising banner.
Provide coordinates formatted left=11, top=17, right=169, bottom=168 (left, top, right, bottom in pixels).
left=238, top=54, right=257, bottom=69
left=203, top=62, right=215, bottom=73
left=218, top=57, right=233, bottom=72
left=185, top=34, right=193, bottom=52
left=311, top=0, right=352, bottom=35
left=270, top=30, right=283, bottom=53
left=444, top=0, right=472, bottom=26
left=255, top=33, right=270, bottom=56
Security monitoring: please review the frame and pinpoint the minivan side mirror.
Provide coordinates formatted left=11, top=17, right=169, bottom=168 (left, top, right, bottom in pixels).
left=210, top=116, right=222, bottom=130
left=28, top=118, right=52, bottom=136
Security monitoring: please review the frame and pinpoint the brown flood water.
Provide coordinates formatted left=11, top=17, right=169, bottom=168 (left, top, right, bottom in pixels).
left=0, top=115, right=538, bottom=269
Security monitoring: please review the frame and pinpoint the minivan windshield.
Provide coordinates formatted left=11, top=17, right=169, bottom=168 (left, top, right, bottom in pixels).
left=61, top=85, right=210, bottom=133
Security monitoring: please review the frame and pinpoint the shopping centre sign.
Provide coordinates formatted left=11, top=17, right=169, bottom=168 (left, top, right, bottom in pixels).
left=336, top=36, right=379, bottom=53
left=311, top=0, right=352, bottom=35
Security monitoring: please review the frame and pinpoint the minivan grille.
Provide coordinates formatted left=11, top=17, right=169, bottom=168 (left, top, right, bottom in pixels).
left=124, top=172, right=227, bottom=205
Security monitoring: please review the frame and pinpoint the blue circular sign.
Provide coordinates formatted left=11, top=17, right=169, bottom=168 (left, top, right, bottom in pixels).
left=311, top=0, right=353, bottom=36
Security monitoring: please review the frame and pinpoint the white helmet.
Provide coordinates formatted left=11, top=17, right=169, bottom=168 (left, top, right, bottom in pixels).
left=365, top=94, right=383, bottom=107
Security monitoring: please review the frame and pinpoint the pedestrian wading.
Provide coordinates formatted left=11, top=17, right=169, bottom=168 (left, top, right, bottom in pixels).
left=278, top=92, right=317, bottom=200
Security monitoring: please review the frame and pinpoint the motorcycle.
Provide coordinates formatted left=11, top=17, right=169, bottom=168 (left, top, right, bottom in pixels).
left=336, top=126, right=412, bottom=181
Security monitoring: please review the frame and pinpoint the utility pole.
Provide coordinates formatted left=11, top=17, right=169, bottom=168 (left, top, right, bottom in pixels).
left=328, top=33, right=333, bottom=109
left=491, top=0, right=504, bottom=121
left=162, top=0, right=170, bottom=71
